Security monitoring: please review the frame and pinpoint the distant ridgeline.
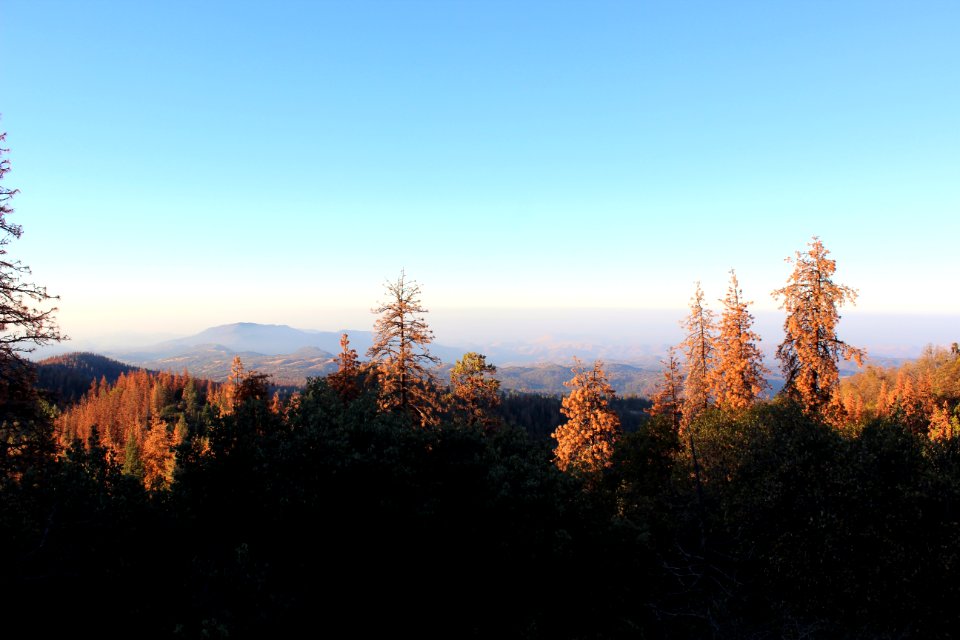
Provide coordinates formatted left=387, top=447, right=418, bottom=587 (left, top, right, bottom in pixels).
left=35, top=352, right=142, bottom=404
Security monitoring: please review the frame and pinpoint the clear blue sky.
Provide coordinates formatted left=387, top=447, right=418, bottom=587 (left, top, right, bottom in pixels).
left=2, top=0, right=958, bottom=342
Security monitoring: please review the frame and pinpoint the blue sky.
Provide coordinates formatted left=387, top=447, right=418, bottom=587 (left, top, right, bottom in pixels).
left=2, top=1, right=958, bottom=343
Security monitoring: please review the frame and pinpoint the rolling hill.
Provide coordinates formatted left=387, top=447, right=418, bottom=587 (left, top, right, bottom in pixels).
left=35, top=352, right=143, bottom=404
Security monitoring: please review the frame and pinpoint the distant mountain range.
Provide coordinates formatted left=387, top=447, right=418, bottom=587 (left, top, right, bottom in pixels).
left=117, top=322, right=367, bottom=359
left=97, top=322, right=666, bottom=390
left=35, top=321, right=908, bottom=399
left=113, top=322, right=470, bottom=365
left=23, top=322, right=665, bottom=397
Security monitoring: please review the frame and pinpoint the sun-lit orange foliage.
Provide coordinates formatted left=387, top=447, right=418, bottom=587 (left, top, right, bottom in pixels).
left=367, top=270, right=441, bottom=426
left=328, top=333, right=361, bottom=401
left=141, top=413, right=176, bottom=491
left=841, top=390, right=865, bottom=425
left=449, top=352, right=501, bottom=430
left=929, top=403, right=957, bottom=442
left=208, top=356, right=270, bottom=414
left=838, top=345, right=960, bottom=436
left=875, top=379, right=893, bottom=417
left=710, top=270, right=769, bottom=412
left=552, top=358, right=621, bottom=474
left=773, top=237, right=864, bottom=418
left=649, top=348, right=683, bottom=433
left=679, top=282, right=716, bottom=425
left=56, top=368, right=208, bottom=488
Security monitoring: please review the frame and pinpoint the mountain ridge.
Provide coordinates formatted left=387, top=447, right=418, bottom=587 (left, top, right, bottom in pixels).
left=49, top=322, right=901, bottom=395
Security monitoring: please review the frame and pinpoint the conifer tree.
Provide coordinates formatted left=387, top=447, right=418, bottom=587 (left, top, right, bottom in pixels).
left=141, top=414, right=175, bottom=491
left=449, top=352, right=501, bottom=430
left=122, top=433, right=144, bottom=479
left=225, top=355, right=245, bottom=412
left=679, top=282, right=716, bottom=424
left=269, top=391, right=284, bottom=415
left=710, top=270, right=768, bottom=411
left=876, top=379, right=892, bottom=417
left=773, top=237, right=864, bottom=417
left=552, top=358, right=621, bottom=474
left=929, top=403, right=957, bottom=442
left=215, top=355, right=269, bottom=413
left=367, top=270, right=440, bottom=426
left=649, top=348, right=684, bottom=432
left=0, top=128, right=62, bottom=356
left=0, top=128, right=62, bottom=478
left=328, top=333, right=361, bottom=401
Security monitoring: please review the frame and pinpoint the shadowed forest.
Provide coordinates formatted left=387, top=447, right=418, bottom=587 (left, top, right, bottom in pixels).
left=4, top=130, right=960, bottom=638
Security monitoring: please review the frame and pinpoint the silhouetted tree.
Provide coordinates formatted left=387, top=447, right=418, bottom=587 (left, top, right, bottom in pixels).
left=0, top=129, right=61, bottom=355
left=0, top=128, right=61, bottom=479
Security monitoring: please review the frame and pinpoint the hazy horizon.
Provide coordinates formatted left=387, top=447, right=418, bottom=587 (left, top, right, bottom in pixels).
left=3, top=1, right=958, bottom=345
left=32, top=307, right=959, bottom=367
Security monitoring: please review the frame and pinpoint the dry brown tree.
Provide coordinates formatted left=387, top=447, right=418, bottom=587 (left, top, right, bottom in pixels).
left=552, top=358, right=621, bottom=474
left=367, top=270, right=440, bottom=426
left=773, top=237, right=864, bottom=417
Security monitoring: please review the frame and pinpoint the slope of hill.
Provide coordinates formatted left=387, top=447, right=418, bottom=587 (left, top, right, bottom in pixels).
left=495, top=362, right=661, bottom=397
left=36, top=352, right=143, bottom=405
left=135, top=345, right=339, bottom=385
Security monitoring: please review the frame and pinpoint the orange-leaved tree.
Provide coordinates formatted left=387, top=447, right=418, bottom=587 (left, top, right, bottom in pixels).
left=449, top=351, right=501, bottom=430
left=679, top=282, right=716, bottom=424
left=649, top=348, right=684, bottom=433
left=710, top=270, right=769, bottom=411
left=367, top=270, right=440, bottom=426
left=552, top=358, right=621, bottom=474
left=328, top=333, right=361, bottom=401
left=773, top=237, right=864, bottom=417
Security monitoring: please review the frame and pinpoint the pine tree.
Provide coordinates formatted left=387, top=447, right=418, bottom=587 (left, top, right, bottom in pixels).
left=773, top=237, right=864, bottom=416
left=679, top=282, right=716, bottom=424
left=328, top=333, right=361, bottom=401
left=929, top=403, right=957, bottom=442
left=141, top=414, right=174, bottom=491
left=0, top=128, right=62, bottom=479
left=552, top=358, right=621, bottom=474
left=122, top=433, right=144, bottom=479
left=876, top=379, right=892, bottom=417
left=710, top=270, right=769, bottom=411
left=224, top=355, right=245, bottom=412
left=649, top=348, right=684, bottom=432
left=367, top=270, right=440, bottom=426
left=213, top=355, right=269, bottom=414
left=449, top=352, right=501, bottom=430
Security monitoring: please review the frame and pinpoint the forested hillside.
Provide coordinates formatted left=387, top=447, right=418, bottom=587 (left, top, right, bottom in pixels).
left=35, top=352, right=141, bottom=404
left=837, top=343, right=960, bottom=435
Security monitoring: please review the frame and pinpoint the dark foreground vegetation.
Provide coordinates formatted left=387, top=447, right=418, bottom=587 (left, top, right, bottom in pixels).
left=4, top=360, right=960, bottom=638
